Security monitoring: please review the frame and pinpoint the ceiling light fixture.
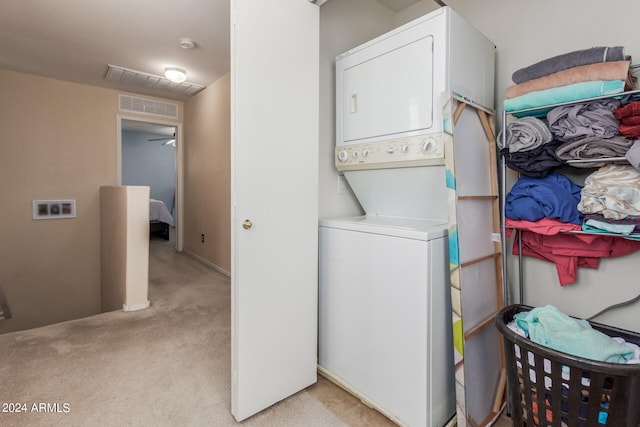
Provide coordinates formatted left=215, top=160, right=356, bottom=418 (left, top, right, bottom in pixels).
left=164, top=67, right=187, bottom=83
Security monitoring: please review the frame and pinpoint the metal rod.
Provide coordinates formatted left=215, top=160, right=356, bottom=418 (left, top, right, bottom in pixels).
left=566, top=157, right=627, bottom=164
left=501, top=109, right=509, bottom=307
left=518, top=229, right=524, bottom=305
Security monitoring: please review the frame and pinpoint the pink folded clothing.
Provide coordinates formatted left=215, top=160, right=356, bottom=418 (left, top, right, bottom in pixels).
left=505, top=218, right=581, bottom=235
left=506, top=61, right=630, bottom=99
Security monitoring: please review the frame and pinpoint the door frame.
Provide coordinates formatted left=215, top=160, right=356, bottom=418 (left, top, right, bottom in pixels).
left=116, top=114, right=184, bottom=251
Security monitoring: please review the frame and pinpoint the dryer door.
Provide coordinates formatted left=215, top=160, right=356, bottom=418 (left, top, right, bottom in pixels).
left=339, top=35, right=434, bottom=145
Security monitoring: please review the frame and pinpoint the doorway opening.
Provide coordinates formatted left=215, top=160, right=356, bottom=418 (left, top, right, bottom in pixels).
left=116, top=115, right=184, bottom=251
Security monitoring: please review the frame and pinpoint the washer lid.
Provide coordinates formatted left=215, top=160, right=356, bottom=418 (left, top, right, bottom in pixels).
left=319, top=215, right=448, bottom=240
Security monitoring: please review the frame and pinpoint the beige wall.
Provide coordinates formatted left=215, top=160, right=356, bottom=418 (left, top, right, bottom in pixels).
left=0, top=69, right=181, bottom=333
left=183, top=73, right=231, bottom=274
left=319, top=0, right=397, bottom=220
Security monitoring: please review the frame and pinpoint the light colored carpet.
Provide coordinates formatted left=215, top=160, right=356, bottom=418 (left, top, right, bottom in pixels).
left=0, top=239, right=352, bottom=427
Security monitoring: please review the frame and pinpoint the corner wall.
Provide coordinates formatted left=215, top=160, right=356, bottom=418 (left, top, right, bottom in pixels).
left=409, top=0, right=640, bottom=331
left=183, top=73, right=231, bottom=274
left=0, top=69, right=182, bottom=333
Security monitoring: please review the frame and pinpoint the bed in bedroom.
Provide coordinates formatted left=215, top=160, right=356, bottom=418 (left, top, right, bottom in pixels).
left=149, top=198, right=174, bottom=240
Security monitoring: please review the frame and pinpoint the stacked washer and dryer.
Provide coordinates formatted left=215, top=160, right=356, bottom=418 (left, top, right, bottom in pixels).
left=318, top=7, right=495, bottom=427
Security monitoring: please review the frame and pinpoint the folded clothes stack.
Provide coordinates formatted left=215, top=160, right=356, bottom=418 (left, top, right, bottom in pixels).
left=505, top=46, right=633, bottom=112
left=615, top=100, right=640, bottom=138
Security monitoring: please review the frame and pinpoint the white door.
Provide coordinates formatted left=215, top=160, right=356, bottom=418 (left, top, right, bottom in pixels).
left=230, top=0, right=319, bottom=422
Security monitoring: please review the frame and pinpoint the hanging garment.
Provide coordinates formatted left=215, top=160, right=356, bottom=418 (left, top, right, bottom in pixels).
left=511, top=229, right=640, bottom=285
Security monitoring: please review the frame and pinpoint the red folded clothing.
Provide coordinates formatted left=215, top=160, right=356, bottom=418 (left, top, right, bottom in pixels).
left=621, top=115, right=640, bottom=126
left=618, top=123, right=640, bottom=138
left=615, top=100, right=640, bottom=119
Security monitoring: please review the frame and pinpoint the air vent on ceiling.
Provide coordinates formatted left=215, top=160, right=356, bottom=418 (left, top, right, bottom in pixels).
left=119, top=94, right=179, bottom=119
left=106, top=64, right=205, bottom=97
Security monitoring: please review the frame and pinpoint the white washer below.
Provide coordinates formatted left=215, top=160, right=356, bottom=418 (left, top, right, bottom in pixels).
left=318, top=215, right=456, bottom=427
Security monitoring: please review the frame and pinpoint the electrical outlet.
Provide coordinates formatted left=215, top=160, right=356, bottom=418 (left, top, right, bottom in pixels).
left=201, top=233, right=205, bottom=243
left=338, top=175, right=347, bottom=194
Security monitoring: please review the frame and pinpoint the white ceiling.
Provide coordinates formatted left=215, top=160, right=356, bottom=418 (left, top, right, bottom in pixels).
left=0, top=1, right=423, bottom=103
left=376, top=0, right=424, bottom=12
left=0, top=0, right=229, bottom=101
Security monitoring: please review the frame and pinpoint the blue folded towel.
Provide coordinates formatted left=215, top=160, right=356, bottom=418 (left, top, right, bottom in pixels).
left=514, top=305, right=634, bottom=363
left=504, top=80, right=625, bottom=113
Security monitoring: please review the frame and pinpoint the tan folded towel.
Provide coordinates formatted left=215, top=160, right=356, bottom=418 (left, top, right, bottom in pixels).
left=506, top=61, right=630, bottom=99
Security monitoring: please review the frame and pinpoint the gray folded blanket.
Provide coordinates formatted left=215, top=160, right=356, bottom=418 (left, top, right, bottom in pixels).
left=497, top=116, right=552, bottom=153
left=547, top=99, right=620, bottom=142
left=555, top=135, right=633, bottom=168
left=512, top=46, right=626, bottom=84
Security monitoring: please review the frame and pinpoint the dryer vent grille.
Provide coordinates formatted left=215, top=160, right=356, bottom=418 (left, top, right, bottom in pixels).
left=119, top=94, right=179, bottom=119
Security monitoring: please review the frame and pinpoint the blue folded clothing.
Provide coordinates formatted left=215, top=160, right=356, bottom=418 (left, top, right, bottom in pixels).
left=514, top=305, right=634, bottom=363
left=505, top=172, right=584, bottom=225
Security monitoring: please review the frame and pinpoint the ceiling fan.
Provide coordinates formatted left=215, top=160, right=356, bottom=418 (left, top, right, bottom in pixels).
left=148, top=133, right=176, bottom=146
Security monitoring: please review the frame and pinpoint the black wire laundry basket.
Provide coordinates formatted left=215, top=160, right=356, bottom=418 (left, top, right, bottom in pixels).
left=495, top=304, right=640, bottom=427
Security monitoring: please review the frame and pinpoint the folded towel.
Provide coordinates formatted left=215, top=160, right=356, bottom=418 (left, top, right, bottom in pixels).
left=506, top=61, right=630, bottom=99
left=514, top=305, right=634, bottom=363
left=497, top=116, right=552, bottom=152
left=504, top=80, right=625, bottom=113
left=512, top=46, right=626, bottom=84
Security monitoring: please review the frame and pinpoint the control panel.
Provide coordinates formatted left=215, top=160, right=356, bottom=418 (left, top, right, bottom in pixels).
left=335, top=134, right=445, bottom=171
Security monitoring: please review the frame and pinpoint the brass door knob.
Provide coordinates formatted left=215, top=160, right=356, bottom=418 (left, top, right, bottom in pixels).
left=242, top=219, right=253, bottom=230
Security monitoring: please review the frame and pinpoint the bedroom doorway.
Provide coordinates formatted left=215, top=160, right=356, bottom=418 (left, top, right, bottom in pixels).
left=116, top=115, right=183, bottom=251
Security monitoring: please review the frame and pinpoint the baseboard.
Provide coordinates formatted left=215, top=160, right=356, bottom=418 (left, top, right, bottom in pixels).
left=183, top=250, right=231, bottom=277
left=317, top=365, right=457, bottom=427
left=122, top=301, right=150, bottom=312
left=317, top=365, right=406, bottom=427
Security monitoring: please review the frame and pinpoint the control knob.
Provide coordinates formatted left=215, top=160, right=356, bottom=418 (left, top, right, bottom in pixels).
left=421, top=137, right=436, bottom=153
left=337, top=150, right=348, bottom=162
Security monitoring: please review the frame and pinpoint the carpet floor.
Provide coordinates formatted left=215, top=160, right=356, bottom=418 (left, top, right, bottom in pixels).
left=0, top=239, right=404, bottom=427
left=0, top=238, right=512, bottom=427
